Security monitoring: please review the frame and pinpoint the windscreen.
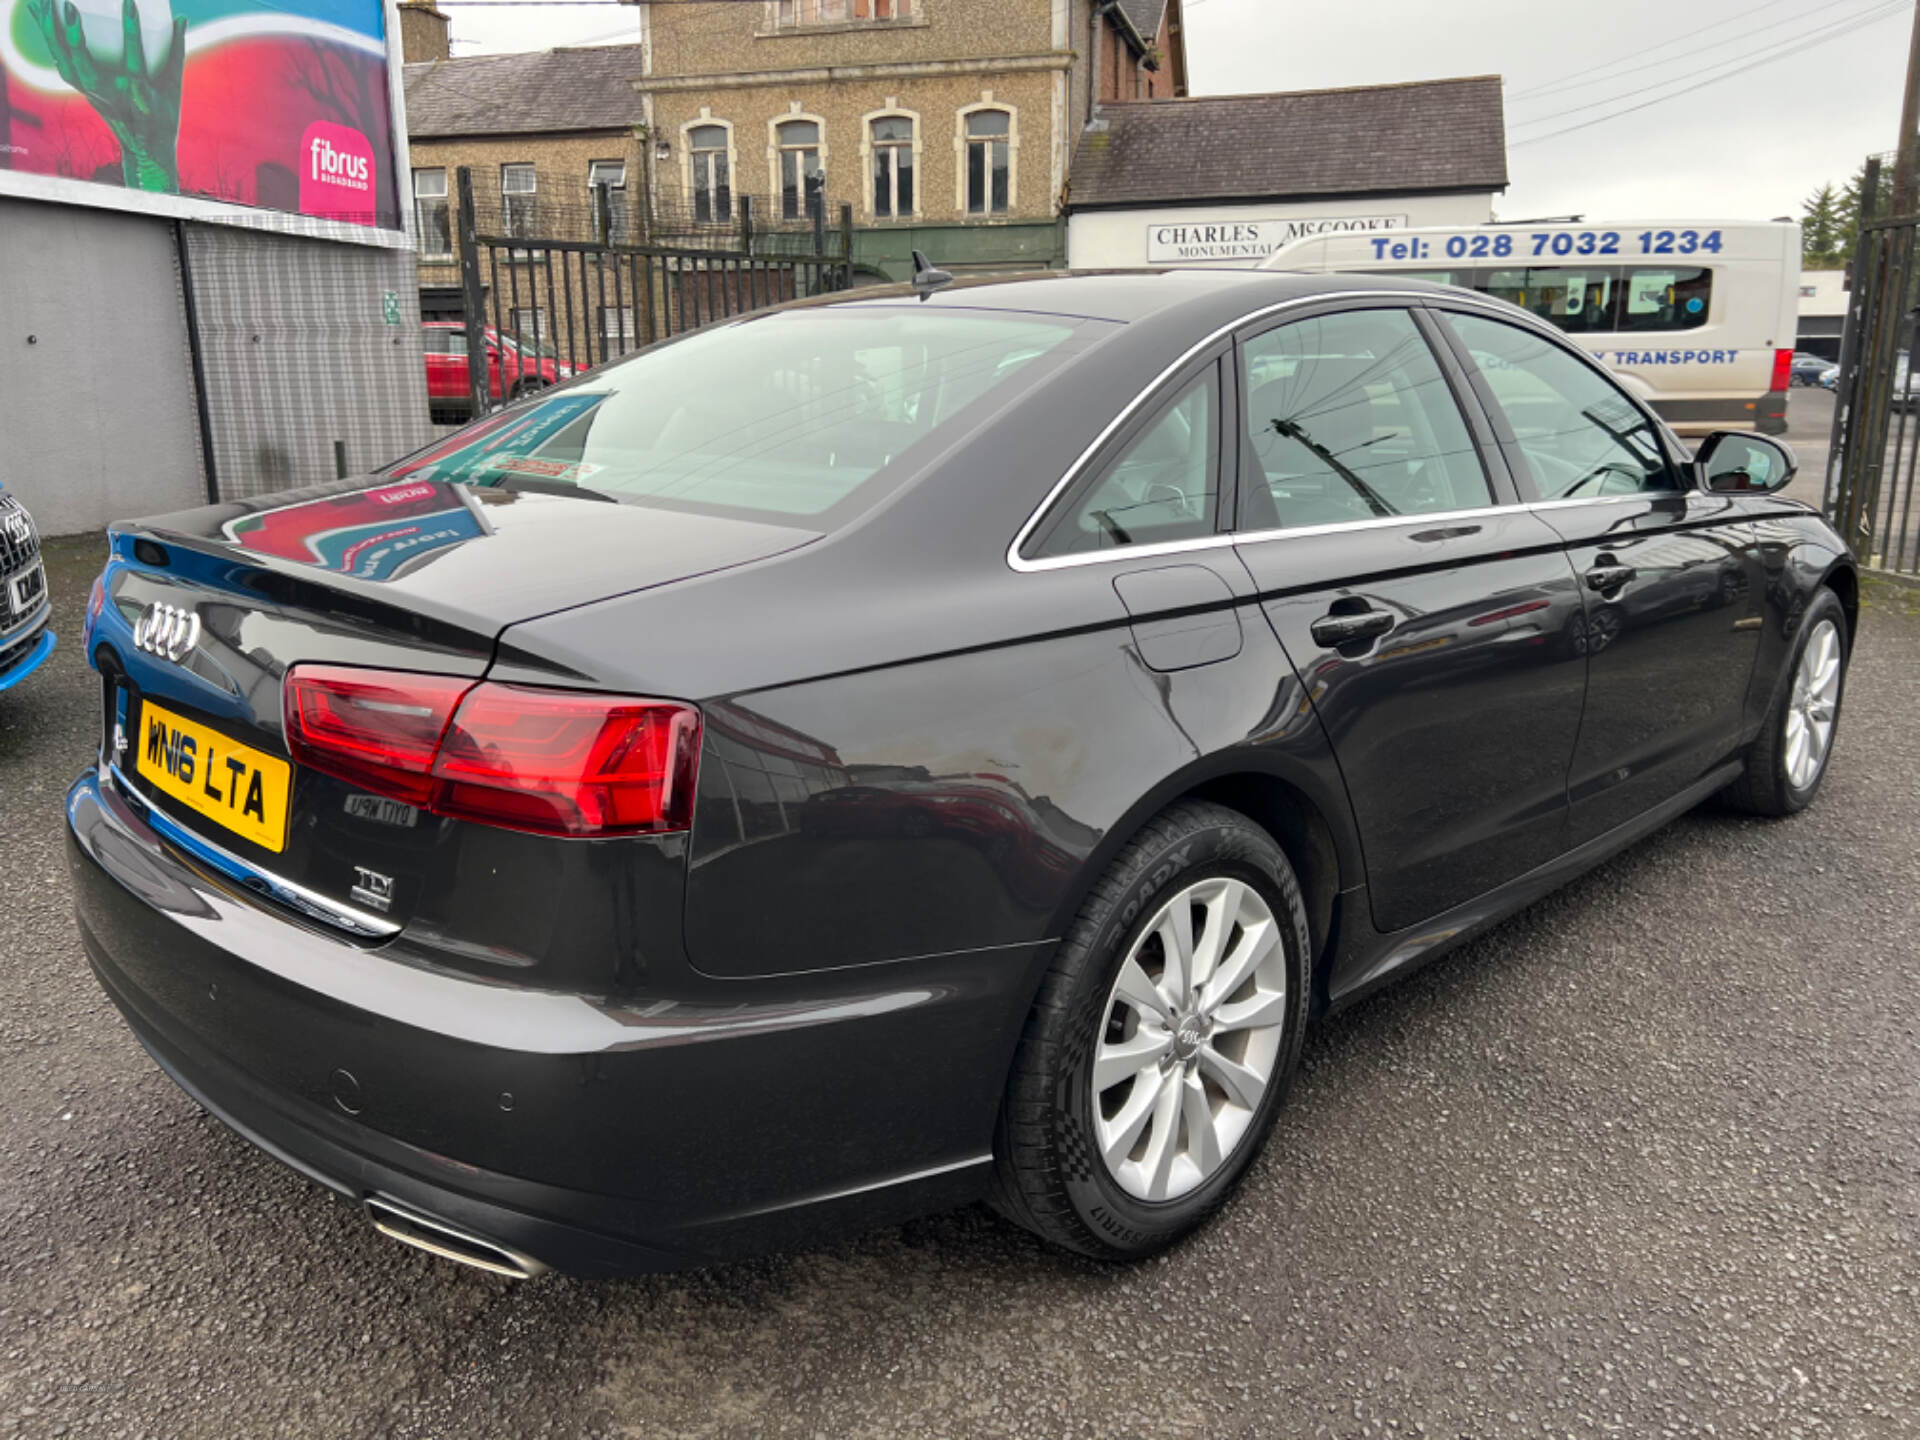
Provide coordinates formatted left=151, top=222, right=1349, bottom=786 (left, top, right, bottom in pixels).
left=390, top=307, right=1082, bottom=522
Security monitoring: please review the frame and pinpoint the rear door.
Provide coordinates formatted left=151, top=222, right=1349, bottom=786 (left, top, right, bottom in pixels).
left=1231, top=302, right=1589, bottom=935
left=1432, top=306, right=1763, bottom=846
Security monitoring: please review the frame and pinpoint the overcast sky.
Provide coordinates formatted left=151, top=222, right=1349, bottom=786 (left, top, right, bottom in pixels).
left=443, top=0, right=1912, bottom=222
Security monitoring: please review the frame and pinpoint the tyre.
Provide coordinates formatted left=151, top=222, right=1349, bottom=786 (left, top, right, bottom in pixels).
left=991, top=801, right=1311, bottom=1260
left=1722, top=587, right=1849, bottom=817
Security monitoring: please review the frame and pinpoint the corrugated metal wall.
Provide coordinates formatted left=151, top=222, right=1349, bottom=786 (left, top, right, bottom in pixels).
left=184, top=223, right=434, bottom=500
left=0, top=197, right=207, bottom=535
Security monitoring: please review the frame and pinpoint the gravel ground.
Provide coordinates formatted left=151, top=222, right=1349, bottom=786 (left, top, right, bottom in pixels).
left=4, top=394, right=1919, bottom=1439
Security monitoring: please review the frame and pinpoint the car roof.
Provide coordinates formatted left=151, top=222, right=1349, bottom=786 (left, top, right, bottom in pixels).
left=824, top=267, right=1453, bottom=325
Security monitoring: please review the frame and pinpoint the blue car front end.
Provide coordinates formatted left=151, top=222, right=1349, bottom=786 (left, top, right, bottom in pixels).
left=0, top=489, right=54, bottom=692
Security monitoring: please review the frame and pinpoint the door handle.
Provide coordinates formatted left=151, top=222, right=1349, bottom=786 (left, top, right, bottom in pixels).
left=1585, top=563, right=1636, bottom=593
left=1311, top=609, right=1395, bottom=647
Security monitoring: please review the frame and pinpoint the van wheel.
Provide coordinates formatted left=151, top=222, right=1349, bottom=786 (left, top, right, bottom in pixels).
left=990, top=801, right=1310, bottom=1260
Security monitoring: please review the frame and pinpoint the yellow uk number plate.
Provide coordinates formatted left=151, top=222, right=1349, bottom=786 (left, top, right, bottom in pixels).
left=135, top=700, right=292, bottom=853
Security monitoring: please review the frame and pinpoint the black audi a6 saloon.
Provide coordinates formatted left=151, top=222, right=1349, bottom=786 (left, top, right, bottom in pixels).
left=69, top=270, right=1855, bottom=1277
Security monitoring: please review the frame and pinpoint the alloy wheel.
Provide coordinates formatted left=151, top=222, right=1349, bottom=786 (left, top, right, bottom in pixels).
left=1091, top=877, right=1288, bottom=1202
left=1785, top=618, right=1842, bottom=790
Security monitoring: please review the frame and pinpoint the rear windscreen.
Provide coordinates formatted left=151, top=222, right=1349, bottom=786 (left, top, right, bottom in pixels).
left=388, top=306, right=1085, bottom=523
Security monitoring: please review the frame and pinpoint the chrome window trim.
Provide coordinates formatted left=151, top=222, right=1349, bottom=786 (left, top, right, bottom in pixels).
left=1007, top=288, right=1441, bottom=574
left=1006, top=288, right=1700, bottom=575
left=1229, top=502, right=1534, bottom=547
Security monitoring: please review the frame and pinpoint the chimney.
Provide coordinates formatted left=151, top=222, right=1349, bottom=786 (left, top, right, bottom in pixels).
left=398, top=0, right=451, bottom=63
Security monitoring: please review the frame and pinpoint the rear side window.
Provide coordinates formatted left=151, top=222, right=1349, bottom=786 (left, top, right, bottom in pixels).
left=1238, top=308, right=1492, bottom=530
left=1443, top=311, right=1678, bottom=499
left=1621, top=266, right=1711, bottom=331
left=1029, top=366, right=1220, bottom=557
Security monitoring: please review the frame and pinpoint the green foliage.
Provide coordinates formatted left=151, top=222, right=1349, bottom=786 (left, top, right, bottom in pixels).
left=1802, top=183, right=1842, bottom=266
left=1801, top=162, right=1899, bottom=270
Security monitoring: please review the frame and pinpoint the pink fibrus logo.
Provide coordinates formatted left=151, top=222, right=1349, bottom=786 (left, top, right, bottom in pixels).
left=298, top=123, right=377, bottom=225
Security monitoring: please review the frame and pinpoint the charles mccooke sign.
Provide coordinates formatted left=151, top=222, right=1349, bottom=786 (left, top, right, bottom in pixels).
left=1146, top=214, right=1409, bottom=264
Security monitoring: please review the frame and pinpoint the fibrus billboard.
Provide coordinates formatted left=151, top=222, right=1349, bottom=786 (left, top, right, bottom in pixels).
left=0, top=0, right=399, bottom=229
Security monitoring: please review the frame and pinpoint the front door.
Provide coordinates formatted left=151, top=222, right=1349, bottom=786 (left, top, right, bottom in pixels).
left=1231, top=304, right=1590, bottom=935
left=1434, top=308, right=1762, bottom=845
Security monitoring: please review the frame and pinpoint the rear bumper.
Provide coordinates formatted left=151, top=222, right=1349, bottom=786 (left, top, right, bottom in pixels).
left=67, top=765, right=1034, bottom=1276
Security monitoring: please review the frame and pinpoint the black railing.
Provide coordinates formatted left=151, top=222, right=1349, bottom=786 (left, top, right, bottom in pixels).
left=450, top=166, right=855, bottom=418
left=1825, top=206, right=1920, bottom=577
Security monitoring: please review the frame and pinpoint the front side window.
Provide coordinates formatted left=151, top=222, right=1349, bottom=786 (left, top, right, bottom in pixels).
left=966, top=110, right=1010, bottom=215
left=501, top=163, right=537, bottom=239
left=422, top=325, right=468, bottom=357
left=413, top=168, right=449, bottom=257
left=1443, top=311, right=1678, bottom=499
left=690, top=124, right=732, bottom=223
left=1621, top=266, right=1712, bottom=331
left=778, top=120, right=823, bottom=220
left=1239, top=308, right=1491, bottom=530
left=870, top=116, right=914, bottom=218
left=1480, top=267, right=1618, bottom=335
left=1033, top=367, right=1219, bottom=557
left=391, top=308, right=1081, bottom=524
left=587, top=160, right=628, bottom=243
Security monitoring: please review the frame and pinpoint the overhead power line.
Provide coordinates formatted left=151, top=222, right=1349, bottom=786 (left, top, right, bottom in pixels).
left=1512, top=0, right=1907, bottom=129
left=1513, top=0, right=1907, bottom=148
left=1508, top=0, right=1805, bottom=100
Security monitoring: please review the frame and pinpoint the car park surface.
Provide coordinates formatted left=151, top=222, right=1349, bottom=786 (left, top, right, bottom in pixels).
left=6, top=379, right=1920, bottom=1437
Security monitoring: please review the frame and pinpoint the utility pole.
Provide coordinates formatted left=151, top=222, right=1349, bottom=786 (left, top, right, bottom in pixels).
left=1894, top=1, right=1920, bottom=220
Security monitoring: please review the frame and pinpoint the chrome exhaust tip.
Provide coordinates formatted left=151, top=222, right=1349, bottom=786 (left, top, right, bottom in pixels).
left=365, top=1196, right=548, bottom=1279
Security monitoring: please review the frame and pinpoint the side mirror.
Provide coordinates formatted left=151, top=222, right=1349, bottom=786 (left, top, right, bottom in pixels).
left=1697, top=430, right=1797, bottom=495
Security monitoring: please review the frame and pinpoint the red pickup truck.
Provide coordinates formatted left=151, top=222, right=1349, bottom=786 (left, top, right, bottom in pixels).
left=423, top=321, right=574, bottom=414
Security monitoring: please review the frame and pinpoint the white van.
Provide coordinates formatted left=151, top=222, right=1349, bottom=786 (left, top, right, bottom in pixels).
left=1260, top=220, right=1800, bottom=436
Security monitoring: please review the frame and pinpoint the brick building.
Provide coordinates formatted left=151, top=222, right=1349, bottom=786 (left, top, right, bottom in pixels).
left=635, top=0, right=1188, bottom=278
left=402, top=34, right=651, bottom=323
left=398, top=0, right=1191, bottom=289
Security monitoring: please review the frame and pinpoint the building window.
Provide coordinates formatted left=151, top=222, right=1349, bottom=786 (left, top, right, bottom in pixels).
left=774, top=0, right=911, bottom=26
left=588, top=160, right=628, bottom=243
left=501, top=163, right=537, bottom=239
left=965, top=110, right=1010, bottom=215
left=599, top=305, right=637, bottom=354
left=870, top=116, right=914, bottom=219
left=509, top=307, right=549, bottom=350
left=413, top=168, right=449, bottom=257
left=690, top=124, right=732, bottom=223
left=777, top=119, right=823, bottom=220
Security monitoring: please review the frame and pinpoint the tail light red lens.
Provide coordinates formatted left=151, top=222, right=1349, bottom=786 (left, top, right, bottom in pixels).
left=431, top=684, right=701, bottom=836
left=1770, top=347, right=1793, bottom=394
left=283, top=665, right=700, bottom=836
left=284, top=666, right=473, bottom=806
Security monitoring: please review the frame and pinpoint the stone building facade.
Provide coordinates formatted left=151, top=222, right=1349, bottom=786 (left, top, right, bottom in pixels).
left=635, top=0, right=1188, bottom=279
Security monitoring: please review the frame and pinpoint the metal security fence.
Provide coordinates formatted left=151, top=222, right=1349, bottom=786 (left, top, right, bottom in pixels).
left=1826, top=208, right=1920, bottom=577
left=448, top=166, right=854, bottom=417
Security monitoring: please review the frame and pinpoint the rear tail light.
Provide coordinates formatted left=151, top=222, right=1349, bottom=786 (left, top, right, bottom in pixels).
left=284, top=665, right=700, bottom=836
left=285, top=666, right=472, bottom=806
left=1770, top=347, right=1793, bottom=394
